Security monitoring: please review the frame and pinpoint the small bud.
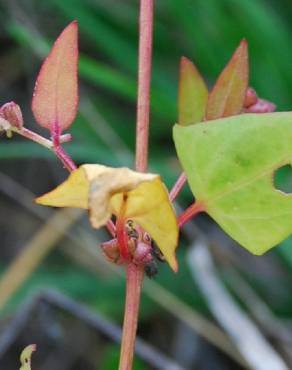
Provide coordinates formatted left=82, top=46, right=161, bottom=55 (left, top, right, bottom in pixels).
left=244, top=87, right=258, bottom=108
left=0, top=117, right=11, bottom=132
left=244, top=98, right=276, bottom=113
left=133, top=242, right=153, bottom=264
left=101, top=238, right=123, bottom=264
left=0, top=102, right=23, bottom=129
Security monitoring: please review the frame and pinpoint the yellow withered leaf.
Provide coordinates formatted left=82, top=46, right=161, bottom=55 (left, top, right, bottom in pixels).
left=36, top=164, right=178, bottom=271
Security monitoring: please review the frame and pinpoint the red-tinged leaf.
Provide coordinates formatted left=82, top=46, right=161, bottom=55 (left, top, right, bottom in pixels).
left=178, top=57, right=208, bottom=125
left=206, top=40, right=248, bottom=120
left=32, top=21, right=78, bottom=132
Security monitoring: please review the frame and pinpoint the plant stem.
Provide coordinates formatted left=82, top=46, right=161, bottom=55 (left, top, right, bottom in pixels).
left=12, top=125, right=116, bottom=236
left=119, top=263, right=144, bottom=370
left=169, top=172, right=187, bottom=201
left=135, top=0, right=154, bottom=173
left=12, top=127, right=72, bottom=149
left=119, top=1, right=154, bottom=369
left=116, top=196, right=130, bottom=260
left=53, top=144, right=77, bottom=172
left=178, top=201, right=204, bottom=227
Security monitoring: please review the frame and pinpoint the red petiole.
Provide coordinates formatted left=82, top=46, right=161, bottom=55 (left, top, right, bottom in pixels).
left=178, top=201, right=205, bottom=227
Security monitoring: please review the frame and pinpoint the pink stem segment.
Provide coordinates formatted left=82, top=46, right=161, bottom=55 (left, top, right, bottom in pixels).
left=119, top=1, right=154, bottom=369
left=53, top=145, right=77, bottom=172
left=51, top=121, right=77, bottom=172
left=178, top=201, right=205, bottom=227
left=169, top=172, right=187, bottom=202
left=14, top=127, right=71, bottom=148
left=119, top=263, right=144, bottom=370
left=135, top=0, right=154, bottom=173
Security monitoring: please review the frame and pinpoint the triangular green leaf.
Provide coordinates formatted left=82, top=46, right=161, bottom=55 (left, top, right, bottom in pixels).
left=178, top=57, right=208, bottom=125
left=173, top=112, right=292, bottom=254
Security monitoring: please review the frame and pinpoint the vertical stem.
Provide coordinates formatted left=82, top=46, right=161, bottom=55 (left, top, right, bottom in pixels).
left=119, top=264, right=144, bottom=370
left=135, top=0, right=154, bottom=173
left=119, top=1, right=154, bottom=370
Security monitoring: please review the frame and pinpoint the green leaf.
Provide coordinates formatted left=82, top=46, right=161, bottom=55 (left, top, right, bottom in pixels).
left=178, top=57, right=208, bottom=125
left=173, top=112, right=292, bottom=255
left=206, top=40, right=249, bottom=120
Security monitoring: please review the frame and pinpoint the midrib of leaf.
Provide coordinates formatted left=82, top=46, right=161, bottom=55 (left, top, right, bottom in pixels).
left=208, top=54, right=240, bottom=119
left=216, top=208, right=292, bottom=220
left=54, top=46, right=64, bottom=127
left=219, top=63, right=237, bottom=117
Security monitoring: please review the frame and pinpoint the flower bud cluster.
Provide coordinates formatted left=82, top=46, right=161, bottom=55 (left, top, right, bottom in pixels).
left=101, top=220, right=159, bottom=277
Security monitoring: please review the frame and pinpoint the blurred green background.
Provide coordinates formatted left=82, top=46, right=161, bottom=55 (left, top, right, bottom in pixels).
left=1, top=0, right=292, bottom=369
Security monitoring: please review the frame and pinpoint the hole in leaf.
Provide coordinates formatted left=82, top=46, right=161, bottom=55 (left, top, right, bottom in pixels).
left=274, top=164, right=292, bottom=194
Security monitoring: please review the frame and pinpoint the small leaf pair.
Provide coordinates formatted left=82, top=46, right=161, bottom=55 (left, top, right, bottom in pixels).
left=178, top=40, right=248, bottom=125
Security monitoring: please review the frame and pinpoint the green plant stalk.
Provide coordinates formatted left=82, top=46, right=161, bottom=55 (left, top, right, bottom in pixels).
left=119, top=1, right=154, bottom=369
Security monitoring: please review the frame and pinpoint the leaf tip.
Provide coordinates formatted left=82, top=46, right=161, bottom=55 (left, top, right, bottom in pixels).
left=180, top=56, right=191, bottom=68
left=171, top=256, right=179, bottom=272
left=232, top=38, right=248, bottom=65
left=239, top=38, right=248, bottom=47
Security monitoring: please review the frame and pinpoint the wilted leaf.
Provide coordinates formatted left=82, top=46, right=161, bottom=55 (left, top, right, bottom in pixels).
left=178, top=57, right=208, bottom=125
left=173, top=112, right=292, bottom=255
left=36, top=165, right=178, bottom=270
left=20, top=344, right=36, bottom=370
left=206, top=40, right=248, bottom=120
left=32, top=21, right=78, bottom=132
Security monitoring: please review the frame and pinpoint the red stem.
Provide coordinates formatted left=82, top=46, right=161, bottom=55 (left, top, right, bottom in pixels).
left=116, top=196, right=130, bottom=261
left=51, top=122, right=76, bottom=172
left=53, top=145, right=77, bottom=172
left=119, top=264, right=144, bottom=370
left=119, top=1, right=154, bottom=369
left=178, top=201, right=205, bottom=227
left=169, top=172, right=187, bottom=202
left=135, top=0, right=154, bottom=173
left=12, top=127, right=72, bottom=148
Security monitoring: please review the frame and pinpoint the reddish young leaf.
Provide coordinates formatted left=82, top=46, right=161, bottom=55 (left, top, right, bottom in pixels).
left=206, top=40, right=248, bottom=120
left=32, top=21, right=78, bottom=133
left=178, top=57, right=208, bottom=125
